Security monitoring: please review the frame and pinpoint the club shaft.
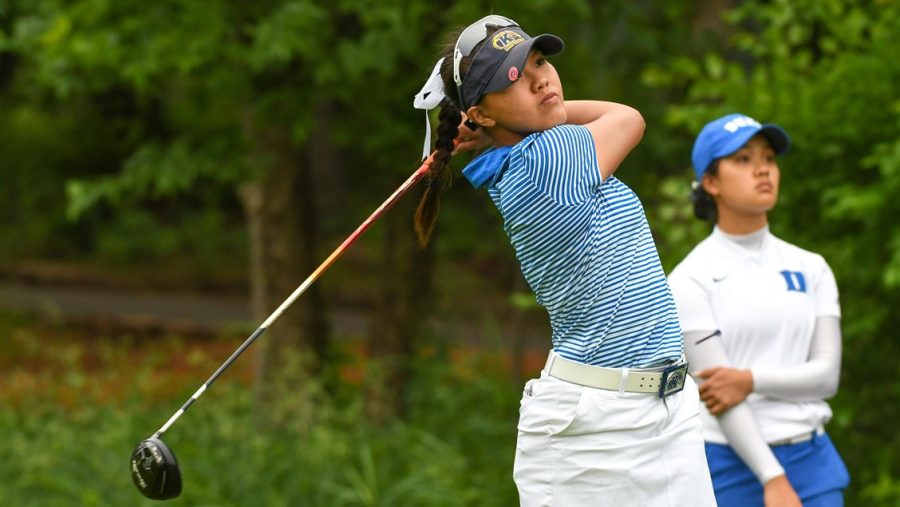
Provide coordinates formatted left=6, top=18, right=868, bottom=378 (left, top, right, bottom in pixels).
left=153, top=154, right=435, bottom=439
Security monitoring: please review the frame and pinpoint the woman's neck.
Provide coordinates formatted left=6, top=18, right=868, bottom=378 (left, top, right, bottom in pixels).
left=715, top=209, right=768, bottom=235
left=487, top=126, right=526, bottom=147
left=716, top=224, right=768, bottom=251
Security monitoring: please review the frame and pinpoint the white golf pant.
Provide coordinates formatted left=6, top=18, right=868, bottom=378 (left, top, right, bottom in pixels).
left=513, top=364, right=716, bottom=506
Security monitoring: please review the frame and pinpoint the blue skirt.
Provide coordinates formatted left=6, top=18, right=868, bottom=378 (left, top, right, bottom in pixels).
left=705, top=432, right=850, bottom=507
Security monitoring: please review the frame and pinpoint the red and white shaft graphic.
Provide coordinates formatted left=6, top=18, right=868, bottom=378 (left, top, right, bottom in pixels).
left=153, top=152, right=436, bottom=439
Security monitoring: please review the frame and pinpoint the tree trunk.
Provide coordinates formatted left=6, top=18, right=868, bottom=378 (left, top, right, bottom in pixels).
left=237, top=181, right=268, bottom=401
left=241, top=126, right=330, bottom=401
left=306, top=101, right=342, bottom=365
left=365, top=197, right=434, bottom=420
left=691, top=0, right=736, bottom=38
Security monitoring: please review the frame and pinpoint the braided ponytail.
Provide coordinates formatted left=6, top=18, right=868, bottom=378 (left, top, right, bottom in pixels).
left=413, top=27, right=493, bottom=246
left=414, top=100, right=460, bottom=246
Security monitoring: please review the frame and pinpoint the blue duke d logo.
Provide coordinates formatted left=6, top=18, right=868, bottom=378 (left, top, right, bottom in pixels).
left=779, top=270, right=807, bottom=292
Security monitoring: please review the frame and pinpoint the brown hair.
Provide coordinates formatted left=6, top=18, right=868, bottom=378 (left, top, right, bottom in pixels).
left=413, top=28, right=496, bottom=246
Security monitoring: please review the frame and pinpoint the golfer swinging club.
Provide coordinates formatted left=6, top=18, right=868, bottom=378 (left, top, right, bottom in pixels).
left=413, top=15, right=715, bottom=505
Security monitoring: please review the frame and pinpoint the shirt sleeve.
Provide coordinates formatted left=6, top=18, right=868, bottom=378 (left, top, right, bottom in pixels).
left=683, top=330, right=786, bottom=484
left=668, top=269, right=718, bottom=333
left=814, top=258, right=841, bottom=318
left=751, top=316, right=842, bottom=401
left=518, top=125, right=602, bottom=206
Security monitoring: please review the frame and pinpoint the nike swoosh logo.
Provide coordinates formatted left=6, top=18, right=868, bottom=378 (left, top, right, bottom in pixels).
left=712, top=276, right=727, bottom=283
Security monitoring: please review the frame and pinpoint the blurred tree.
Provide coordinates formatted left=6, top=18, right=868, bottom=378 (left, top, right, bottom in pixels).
left=3, top=0, right=371, bottom=398
left=0, top=0, right=729, bottom=412
left=1, top=0, right=486, bottom=417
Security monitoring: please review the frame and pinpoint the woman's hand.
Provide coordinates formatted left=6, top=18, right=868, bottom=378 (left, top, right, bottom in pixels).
left=694, top=366, right=753, bottom=415
left=453, top=115, right=491, bottom=155
left=763, top=475, right=802, bottom=507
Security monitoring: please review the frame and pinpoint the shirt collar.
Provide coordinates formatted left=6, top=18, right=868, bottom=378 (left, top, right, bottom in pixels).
left=712, top=225, right=772, bottom=262
left=461, top=146, right=512, bottom=188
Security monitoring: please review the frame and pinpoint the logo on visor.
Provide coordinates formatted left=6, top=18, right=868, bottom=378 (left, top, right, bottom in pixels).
left=492, top=30, right=526, bottom=52
left=508, top=66, right=519, bottom=81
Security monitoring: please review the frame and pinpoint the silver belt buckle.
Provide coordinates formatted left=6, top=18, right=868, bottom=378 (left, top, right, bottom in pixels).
left=658, top=362, right=688, bottom=398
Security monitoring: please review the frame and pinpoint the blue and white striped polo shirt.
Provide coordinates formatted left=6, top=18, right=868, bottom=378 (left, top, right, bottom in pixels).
left=463, top=124, right=683, bottom=368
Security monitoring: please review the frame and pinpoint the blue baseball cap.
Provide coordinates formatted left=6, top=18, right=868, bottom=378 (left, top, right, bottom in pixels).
left=691, top=113, right=791, bottom=180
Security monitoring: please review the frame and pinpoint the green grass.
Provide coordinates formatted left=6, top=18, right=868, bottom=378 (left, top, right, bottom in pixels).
left=1, top=309, right=898, bottom=506
left=0, top=313, right=521, bottom=506
left=0, top=390, right=518, bottom=506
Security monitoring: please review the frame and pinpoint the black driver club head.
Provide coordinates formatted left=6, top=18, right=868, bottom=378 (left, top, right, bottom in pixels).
left=131, top=437, right=182, bottom=500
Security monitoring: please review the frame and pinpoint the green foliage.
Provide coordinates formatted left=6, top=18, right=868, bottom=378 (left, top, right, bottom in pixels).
left=0, top=317, right=521, bottom=507
left=3, top=0, right=899, bottom=502
left=66, top=139, right=246, bottom=220
left=1, top=0, right=707, bottom=266
left=0, top=388, right=510, bottom=506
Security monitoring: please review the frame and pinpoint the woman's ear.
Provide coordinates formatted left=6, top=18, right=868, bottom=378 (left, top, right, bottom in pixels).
left=701, top=173, right=719, bottom=196
left=466, top=105, right=495, bottom=128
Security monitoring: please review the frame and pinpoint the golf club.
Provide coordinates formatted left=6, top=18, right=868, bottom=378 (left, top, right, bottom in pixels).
left=131, top=151, right=439, bottom=500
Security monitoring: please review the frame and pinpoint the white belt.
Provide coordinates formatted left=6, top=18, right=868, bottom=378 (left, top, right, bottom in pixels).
left=768, top=424, right=825, bottom=446
left=545, top=352, right=688, bottom=397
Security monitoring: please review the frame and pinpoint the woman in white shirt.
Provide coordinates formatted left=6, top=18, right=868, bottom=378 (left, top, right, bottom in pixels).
left=668, top=113, right=850, bottom=506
